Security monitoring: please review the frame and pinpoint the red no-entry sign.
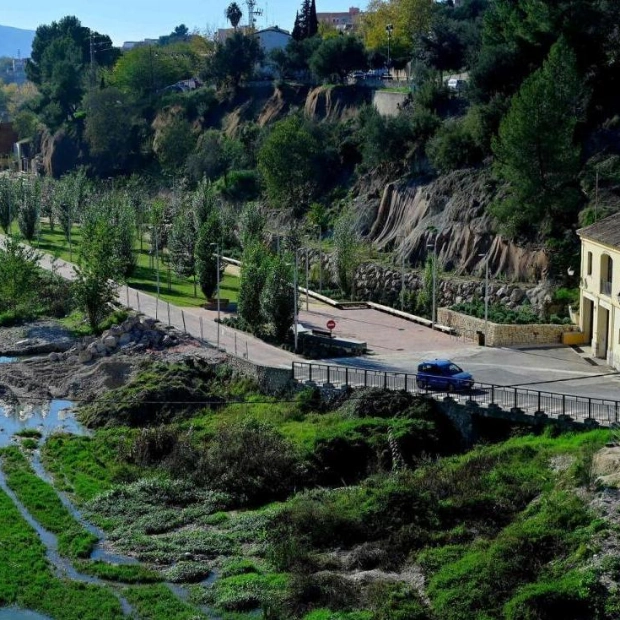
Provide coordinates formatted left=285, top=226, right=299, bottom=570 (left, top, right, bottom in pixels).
left=326, top=319, right=336, bottom=330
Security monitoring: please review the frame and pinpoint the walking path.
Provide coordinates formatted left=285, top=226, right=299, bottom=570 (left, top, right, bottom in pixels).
left=25, top=247, right=301, bottom=368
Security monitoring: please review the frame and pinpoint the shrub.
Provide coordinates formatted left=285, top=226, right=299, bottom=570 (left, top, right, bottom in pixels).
left=198, top=419, right=301, bottom=506
left=427, top=119, right=483, bottom=173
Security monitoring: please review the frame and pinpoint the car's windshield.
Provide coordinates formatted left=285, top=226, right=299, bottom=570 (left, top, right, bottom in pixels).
left=447, top=363, right=463, bottom=375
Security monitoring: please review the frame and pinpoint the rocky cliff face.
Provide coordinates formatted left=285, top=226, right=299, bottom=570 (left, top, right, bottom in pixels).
left=304, top=85, right=372, bottom=122
left=356, top=168, right=549, bottom=283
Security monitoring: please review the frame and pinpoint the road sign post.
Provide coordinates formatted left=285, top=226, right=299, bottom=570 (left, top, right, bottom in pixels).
left=326, top=319, right=336, bottom=337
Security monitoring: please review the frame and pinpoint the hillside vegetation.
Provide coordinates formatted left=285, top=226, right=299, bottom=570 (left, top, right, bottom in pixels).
left=0, top=0, right=617, bottom=284
left=0, top=360, right=611, bottom=618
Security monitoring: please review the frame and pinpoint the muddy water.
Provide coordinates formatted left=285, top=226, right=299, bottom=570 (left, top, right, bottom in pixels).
left=0, top=400, right=86, bottom=448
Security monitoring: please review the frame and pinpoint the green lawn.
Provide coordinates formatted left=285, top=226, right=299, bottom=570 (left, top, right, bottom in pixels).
left=16, top=222, right=240, bottom=309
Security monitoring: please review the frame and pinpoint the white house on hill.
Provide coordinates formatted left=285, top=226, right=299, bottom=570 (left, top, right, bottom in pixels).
left=254, top=27, right=291, bottom=53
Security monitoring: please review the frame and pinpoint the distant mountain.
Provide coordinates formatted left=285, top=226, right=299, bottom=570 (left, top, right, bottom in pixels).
left=0, top=25, right=35, bottom=58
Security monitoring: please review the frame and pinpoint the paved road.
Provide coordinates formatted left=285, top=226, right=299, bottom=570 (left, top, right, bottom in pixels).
left=298, top=299, right=620, bottom=402
left=10, top=237, right=620, bottom=401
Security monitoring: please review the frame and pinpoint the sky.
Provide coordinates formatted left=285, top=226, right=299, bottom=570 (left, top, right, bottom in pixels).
left=2, top=0, right=363, bottom=46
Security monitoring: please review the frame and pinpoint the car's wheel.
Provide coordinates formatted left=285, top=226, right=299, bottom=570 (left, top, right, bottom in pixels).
left=417, top=379, right=427, bottom=390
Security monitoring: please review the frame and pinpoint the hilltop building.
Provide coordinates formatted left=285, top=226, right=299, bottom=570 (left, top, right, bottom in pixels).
left=316, top=6, right=361, bottom=32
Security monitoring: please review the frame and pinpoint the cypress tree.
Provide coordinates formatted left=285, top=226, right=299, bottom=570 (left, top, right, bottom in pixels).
left=308, top=0, right=319, bottom=37
left=292, top=11, right=302, bottom=41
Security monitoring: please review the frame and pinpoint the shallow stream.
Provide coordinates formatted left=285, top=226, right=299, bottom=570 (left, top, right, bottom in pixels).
left=0, top=399, right=221, bottom=619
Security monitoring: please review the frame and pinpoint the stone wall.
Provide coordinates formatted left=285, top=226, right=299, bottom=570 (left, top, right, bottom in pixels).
left=226, top=355, right=293, bottom=394
left=306, top=254, right=553, bottom=315
left=438, top=308, right=580, bottom=347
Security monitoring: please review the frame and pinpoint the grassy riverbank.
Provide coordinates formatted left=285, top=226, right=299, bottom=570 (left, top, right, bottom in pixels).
left=1, top=356, right=618, bottom=618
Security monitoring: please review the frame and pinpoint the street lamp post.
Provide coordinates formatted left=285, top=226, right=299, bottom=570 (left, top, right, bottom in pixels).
left=305, top=248, right=310, bottom=311
left=211, top=243, right=221, bottom=350
left=478, top=253, right=489, bottom=346
left=426, top=236, right=438, bottom=328
left=293, top=252, right=299, bottom=353
left=317, top=226, right=323, bottom=293
left=400, top=234, right=405, bottom=312
left=386, top=24, right=394, bottom=72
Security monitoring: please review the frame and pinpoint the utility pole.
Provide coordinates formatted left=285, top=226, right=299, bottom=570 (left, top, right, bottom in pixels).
left=293, top=252, right=298, bottom=353
left=400, top=234, right=405, bottom=311
left=305, top=248, right=309, bottom=311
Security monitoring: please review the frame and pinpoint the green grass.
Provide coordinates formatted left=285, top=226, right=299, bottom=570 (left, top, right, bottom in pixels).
left=76, top=560, right=162, bottom=584
left=0, top=484, right=125, bottom=619
left=203, top=571, right=289, bottom=613
left=123, top=583, right=208, bottom=619
left=25, top=220, right=240, bottom=308
left=41, top=432, right=138, bottom=502
left=1, top=447, right=98, bottom=558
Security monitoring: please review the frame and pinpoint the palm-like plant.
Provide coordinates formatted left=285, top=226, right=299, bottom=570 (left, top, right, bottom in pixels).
left=225, top=2, right=243, bottom=30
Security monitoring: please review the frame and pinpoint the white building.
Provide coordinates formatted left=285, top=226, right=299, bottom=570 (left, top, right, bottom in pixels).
left=254, top=26, right=291, bottom=54
left=578, top=212, right=620, bottom=369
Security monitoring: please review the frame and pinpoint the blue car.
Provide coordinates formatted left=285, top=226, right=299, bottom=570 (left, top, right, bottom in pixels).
left=416, top=359, right=474, bottom=392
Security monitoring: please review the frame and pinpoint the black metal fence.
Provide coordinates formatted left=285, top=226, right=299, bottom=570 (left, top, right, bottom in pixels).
left=292, top=362, right=620, bottom=426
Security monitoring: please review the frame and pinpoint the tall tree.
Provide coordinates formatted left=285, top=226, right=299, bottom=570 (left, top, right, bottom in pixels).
left=308, top=0, right=319, bottom=37
left=225, top=3, right=243, bottom=30
left=491, top=39, right=587, bottom=236
left=309, top=35, right=368, bottom=83
left=27, top=16, right=119, bottom=128
left=203, top=32, right=263, bottom=88
left=257, top=115, right=324, bottom=215
left=261, top=255, right=294, bottom=342
left=195, top=212, right=223, bottom=299
left=292, top=12, right=302, bottom=41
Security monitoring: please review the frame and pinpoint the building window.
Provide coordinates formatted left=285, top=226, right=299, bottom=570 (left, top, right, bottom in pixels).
left=600, top=254, right=613, bottom=296
left=587, top=251, right=592, bottom=275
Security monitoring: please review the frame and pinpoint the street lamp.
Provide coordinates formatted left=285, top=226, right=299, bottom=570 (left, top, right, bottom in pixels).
left=478, top=253, right=490, bottom=346
left=385, top=24, right=394, bottom=71
left=293, top=253, right=299, bottom=353
left=400, top=234, right=406, bottom=312
left=426, top=235, right=438, bottom=328
left=210, top=242, right=221, bottom=350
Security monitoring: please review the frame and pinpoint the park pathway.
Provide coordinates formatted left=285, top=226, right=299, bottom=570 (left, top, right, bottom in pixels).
left=25, top=247, right=301, bottom=368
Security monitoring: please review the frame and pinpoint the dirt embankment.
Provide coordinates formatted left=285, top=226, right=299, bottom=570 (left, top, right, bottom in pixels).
left=0, top=319, right=221, bottom=404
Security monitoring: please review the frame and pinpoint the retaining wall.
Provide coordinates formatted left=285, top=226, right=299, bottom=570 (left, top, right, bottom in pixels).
left=438, top=308, right=581, bottom=347
left=226, top=355, right=293, bottom=394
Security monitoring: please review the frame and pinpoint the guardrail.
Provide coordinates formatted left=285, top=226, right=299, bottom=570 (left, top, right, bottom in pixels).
left=292, top=362, right=620, bottom=426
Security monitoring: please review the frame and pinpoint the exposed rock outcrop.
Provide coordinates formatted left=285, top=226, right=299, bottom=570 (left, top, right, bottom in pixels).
left=304, top=85, right=372, bottom=122
left=358, top=169, right=549, bottom=282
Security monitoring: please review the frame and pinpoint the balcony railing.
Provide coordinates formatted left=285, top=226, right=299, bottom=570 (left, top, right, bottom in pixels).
left=600, top=279, right=612, bottom=296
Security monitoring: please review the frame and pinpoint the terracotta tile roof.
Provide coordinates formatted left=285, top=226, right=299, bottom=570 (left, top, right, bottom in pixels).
left=577, top=212, right=620, bottom=249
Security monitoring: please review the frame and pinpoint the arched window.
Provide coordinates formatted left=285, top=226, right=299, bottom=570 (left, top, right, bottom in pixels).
left=600, top=254, right=613, bottom=295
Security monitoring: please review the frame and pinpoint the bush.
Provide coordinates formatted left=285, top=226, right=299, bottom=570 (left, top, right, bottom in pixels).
left=427, top=119, right=482, bottom=173
left=198, top=419, right=301, bottom=506
left=451, top=300, right=542, bottom=324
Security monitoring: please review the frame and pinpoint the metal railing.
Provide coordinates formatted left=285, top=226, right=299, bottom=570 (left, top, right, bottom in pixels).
left=292, top=362, right=620, bottom=426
